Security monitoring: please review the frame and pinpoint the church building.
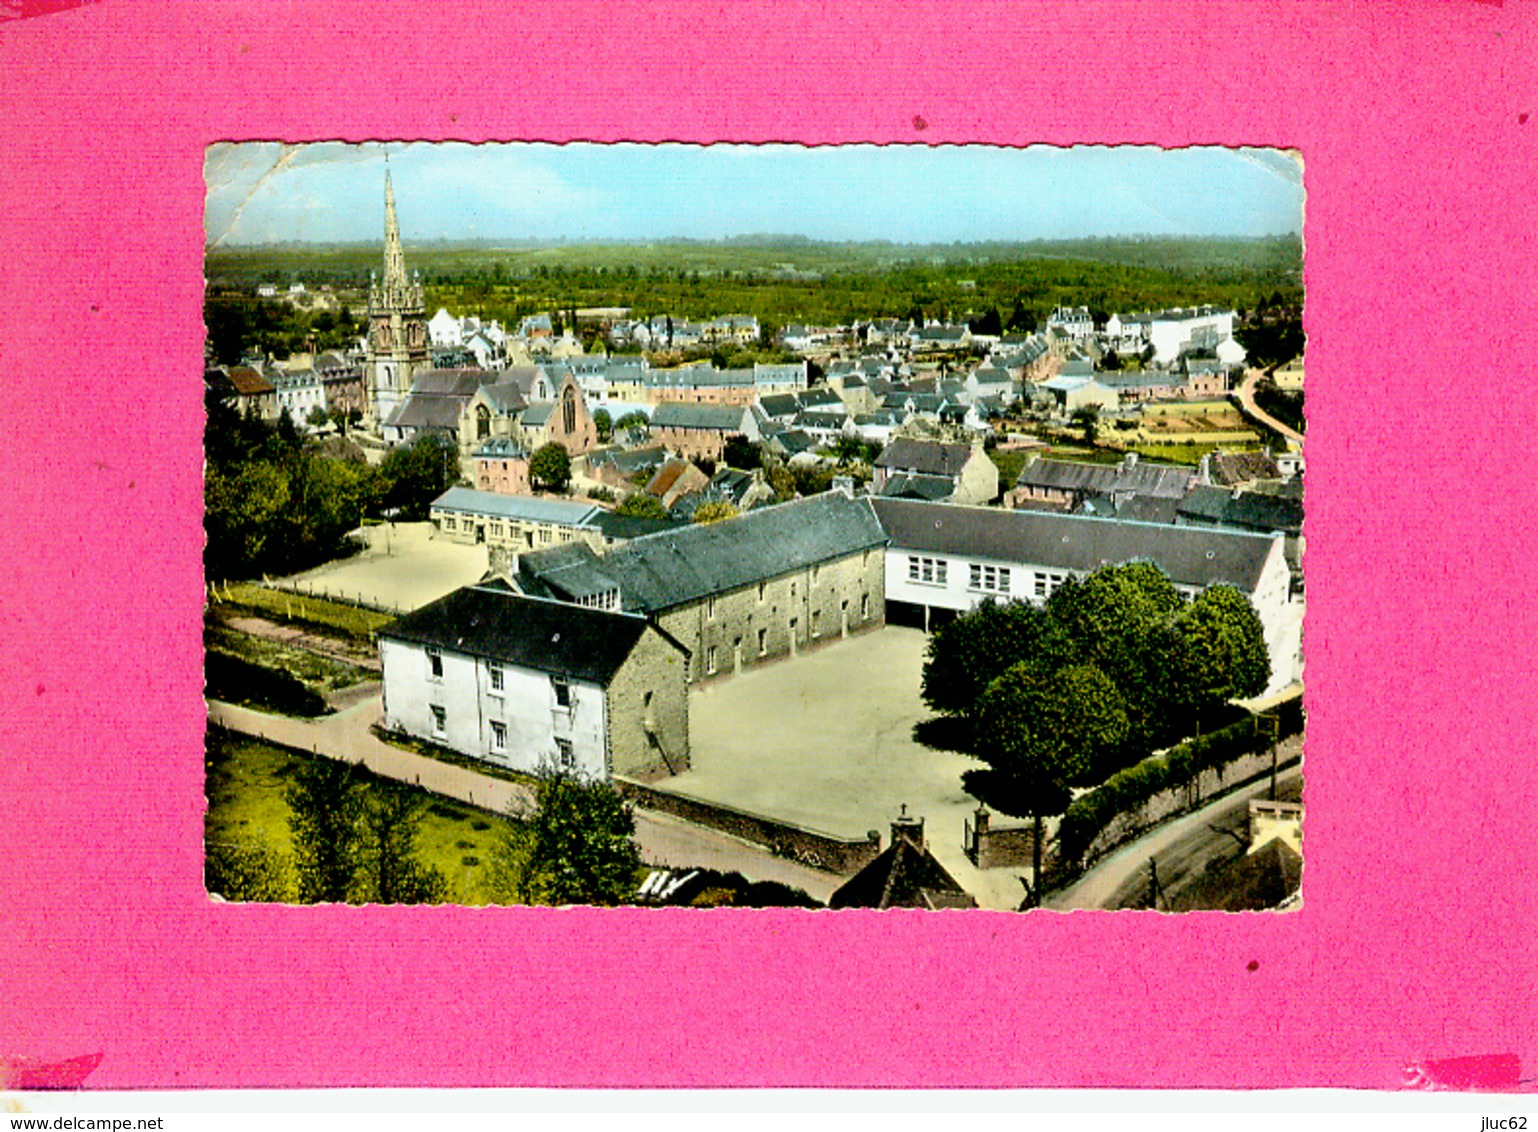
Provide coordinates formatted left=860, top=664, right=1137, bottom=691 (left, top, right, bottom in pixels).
left=365, top=168, right=430, bottom=429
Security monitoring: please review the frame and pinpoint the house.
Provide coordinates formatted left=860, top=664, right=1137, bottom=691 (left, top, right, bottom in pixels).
left=517, top=491, right=889, bottom=684
left=223, top=365, right=277, bottom=420
left=828, top=811, right=977, bottom=910
left=472, top=438, right=531, bottom=496
left=1200, top=450, right=1283, bottom=488
left=872, top=438, right=999, bottom=506
left=1147, top=306, right=1238, bottom=365
left=649, top=402, right=760, bottom=462
left=1008, top=452, right=1194, bottom=511
left=1036, top=374, right=1120, bottom=416
left=378, top=585, right=690, bottom=781
left=642, top=365, right=758, bottom=406
left=1047, top=305, right=1095, bottom=342
left=428, top=307, right=464, bottom=347
left=429, top=487, right=601, bottom=554
left=585, top=445, right=671, bottom=491
left=644, top=459, right=711, bottom=511
left=870, top=496, right=1296, bottom=693
left=910, top=324, right=973, bottom=354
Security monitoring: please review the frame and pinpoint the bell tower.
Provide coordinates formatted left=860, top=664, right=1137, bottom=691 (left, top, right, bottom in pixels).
left=365, top=165, right=429, bottom=431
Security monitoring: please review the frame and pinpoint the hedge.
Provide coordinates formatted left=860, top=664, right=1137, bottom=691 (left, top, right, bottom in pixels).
left=1057, top=693, right=1303, bottom=866
left=205, top=650, right=331, bottom=718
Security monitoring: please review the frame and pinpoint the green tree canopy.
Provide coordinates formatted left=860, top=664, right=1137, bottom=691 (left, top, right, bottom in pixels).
left=614, top=492, right=668, bottom=520
left=691, top=500, right=740, bottom=525
left=502, top=773, right=641, bottom=906
left=1172, top=585, right=1271, bottom=724
left=592, top=408, right=613, bottom=443
left=378, top=432, right=459, bottom=520
left=285, top=758, right=366, bottom=904
left=529, top=442, right=572, bottom=492
left=355, top=781, right=448, bottom=904
left=920, top=600, right=1075, bottom=720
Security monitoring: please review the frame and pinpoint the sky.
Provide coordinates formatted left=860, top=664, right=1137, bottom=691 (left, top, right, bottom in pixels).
left=204, top=142, right=1304, bottom=248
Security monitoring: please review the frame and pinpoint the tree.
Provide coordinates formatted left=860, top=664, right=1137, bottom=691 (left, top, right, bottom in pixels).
left=592, top=407, right=613, bottom=443
left=355, top=781, right=448, bottom=904
left=615, top=492, right=669, bottom=520
left=920, top=600, right=1075, bottom=721
left=378, top=431, right=459, bottom=520
left=1069, top=404, right=1099, bottom=444
left=721, top=434, right=762, bottom=470
left=1172, top=585, right=1271, bottom=730
left=205, top=839, right=292, bottom=902
left=501, top=773, right=641, bottom=906
left=529, top=443, right=572, bottom=493
left=613, top=410, right=649, bottom=436
left=285, top=758, right=366, bottom=904
left=691, top=500, right=740, bottom=524
left=969, top=663, right=1130, bottom=904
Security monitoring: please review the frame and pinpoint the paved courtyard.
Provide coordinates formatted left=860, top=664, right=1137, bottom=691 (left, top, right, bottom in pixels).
left=666, top=625, right=1036, bottom=910
left=282, top=522, right=489, bottom=613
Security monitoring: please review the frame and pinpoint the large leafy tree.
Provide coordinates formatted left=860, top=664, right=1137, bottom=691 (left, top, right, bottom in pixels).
left=1172, top=585, right=1271, bottom=729
left=691, top=500, right=739, bottom=525
left=529, top=442, right=572, bottom=493
left=503, top=773, right=641, bottom=907
left=378, top=431, right=459, bottom=519
left=355, top=781, right=448, bottom=904
left=285, top=758, right=366, bottom=904
left=614, top=492, right=669, bottom=520
left=920, top=599, right=1075, bottom=721
left=970, top=663, right=1130, bottom=904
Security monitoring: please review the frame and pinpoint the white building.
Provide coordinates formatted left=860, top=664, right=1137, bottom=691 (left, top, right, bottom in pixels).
left=1147, top=306, right=1238, bottom=365
left=869, top=497, right=1298, bottom=695
left=378, top=585, right=691, bottom=780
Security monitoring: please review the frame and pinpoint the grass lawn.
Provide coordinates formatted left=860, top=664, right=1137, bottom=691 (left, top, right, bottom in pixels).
left=213, top=583, right=393, bottom=641
left=205, top=623, right=376, bottom=693
left=1134, top=442, right=1261, bottom=466
left=205, top=729, right=529, bottom=905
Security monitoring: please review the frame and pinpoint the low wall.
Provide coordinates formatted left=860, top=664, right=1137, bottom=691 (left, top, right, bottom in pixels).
left=615, top=777, right=882, bottom=876
left=1077, top=747, right=1298, bottom=867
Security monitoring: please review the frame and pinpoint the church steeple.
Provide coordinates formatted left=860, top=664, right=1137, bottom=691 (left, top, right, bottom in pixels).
left=382, top=166, right=409, bottom=291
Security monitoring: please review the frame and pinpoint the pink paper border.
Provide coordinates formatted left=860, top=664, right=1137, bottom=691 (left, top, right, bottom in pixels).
left=2, top=0, right=1535, bottom=1091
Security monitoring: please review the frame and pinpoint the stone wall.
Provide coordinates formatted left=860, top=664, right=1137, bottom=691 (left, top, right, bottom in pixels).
left=615, top=777, right=883, bottom=876
left=657, top=544, right=886, bottom=685
left=605, top=625, right=691, bottom=778
left=965, top=808, right=1047, bottom=870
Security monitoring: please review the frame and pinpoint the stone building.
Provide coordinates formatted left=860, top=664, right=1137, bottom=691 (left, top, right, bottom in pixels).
left=516, top=491, right=889, bottom=684
left=378, top=584, right=690, bottom=780
left=364, top=169, right=430, bottom=428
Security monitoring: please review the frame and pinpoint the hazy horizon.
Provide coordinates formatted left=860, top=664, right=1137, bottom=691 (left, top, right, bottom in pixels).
left=206, top=143, right=1304, bottom=250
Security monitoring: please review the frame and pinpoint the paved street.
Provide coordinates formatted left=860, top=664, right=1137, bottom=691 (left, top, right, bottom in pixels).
left=1234, top=367, right=1305, bottom=446
left=1045, top=741, right=1303, bottom=911
left=206, top=695, right=842, bottom=902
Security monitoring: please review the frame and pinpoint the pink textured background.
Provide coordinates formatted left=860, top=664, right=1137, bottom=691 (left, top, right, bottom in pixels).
left=2, top=0, right=1534, bottom=1091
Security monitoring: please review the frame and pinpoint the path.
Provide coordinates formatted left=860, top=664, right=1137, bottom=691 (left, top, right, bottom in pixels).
left=207, top=695, right=841, bottom=901
left=1045, top=740, right=1303, bottom=911
left=1234, top=368, right=1305, bottom=446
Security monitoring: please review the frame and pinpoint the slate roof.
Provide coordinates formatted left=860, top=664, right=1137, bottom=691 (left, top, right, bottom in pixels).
left=875, top=438, right=972, bottom=477
left=870, top=497, right=1280, bottom=593
left=430, top=487, right=600, bottom=527
left=587, top=511, right=683, bottom=542
left=758, top=393, right=802, bottom=419
left=473, top=438, right=528, bottom=460
left=514, top=542, right=622, bottom=603
left=1208, top=450, right=1282, bottom=486
left=1176, top=486, right=1304, bottom=535
left=521, top=402, right=555, bottom=427
left=379, top=586, right=666, bottom=684
left=798, top=387, right=844, bottom=410
left=521, top=492, right=887, bottom=614
left=828, top=836, right=977, bottom=910
left=879, top=472, right=956, bottom=502
left=650, top=403, right=750, bottom=431
left=1015, top=457, right=1193, bottom=500
left=588, top=445, right=669, bottom=474
left=479, top=382, right=528, bottom=413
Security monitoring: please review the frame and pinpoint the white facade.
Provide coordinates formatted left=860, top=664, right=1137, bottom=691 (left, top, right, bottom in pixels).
left=380, top=638, right=609, bottom=779
left=429, top=308, right=463, bottom=346
left=882, top=531, right=1296, bottom=695
left=1148, top=307, right=1237, bottom=364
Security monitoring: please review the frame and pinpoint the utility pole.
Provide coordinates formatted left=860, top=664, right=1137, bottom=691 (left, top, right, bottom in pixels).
left=1148, top=857, right=1164, bottom=911
left=1261, top=714, right=1281, bottom=801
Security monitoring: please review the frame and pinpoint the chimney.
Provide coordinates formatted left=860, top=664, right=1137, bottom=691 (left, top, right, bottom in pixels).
left=1122, top=451, right=1138, bottom=469
left=1198, top=452, right=1212, bottom=485
left=890, top=804, right=925, bottom=849
left=832, top=474, right=855, bottom=498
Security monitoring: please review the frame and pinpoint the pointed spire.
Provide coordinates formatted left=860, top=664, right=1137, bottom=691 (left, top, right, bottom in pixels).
left=382, top=163, right=408, bottom=290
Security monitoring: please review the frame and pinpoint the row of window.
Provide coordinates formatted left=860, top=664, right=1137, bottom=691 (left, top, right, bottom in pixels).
left=427, top=651, right=571, bottom=707
left=428, top=706, right=575, bottom=768
left=907, top=555, right=1073, bottom=599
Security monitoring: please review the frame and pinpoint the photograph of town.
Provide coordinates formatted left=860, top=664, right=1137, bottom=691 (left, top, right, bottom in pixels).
left=203, top=142, right=1305, bottom=913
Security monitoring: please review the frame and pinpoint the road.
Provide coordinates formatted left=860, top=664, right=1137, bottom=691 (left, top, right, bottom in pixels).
left=206, top=695, right=842, bottom=902
left=1233, top=368, right=1304, bottom=446
left=1045, top=744, right=1303, bottom=911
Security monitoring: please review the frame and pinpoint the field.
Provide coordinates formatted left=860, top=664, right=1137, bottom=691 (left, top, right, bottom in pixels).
left=212, top=582, right=394, bottom=640
left=204, top=729, right=528, bottom=905
left=205, top=622, right=375, bottom=693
